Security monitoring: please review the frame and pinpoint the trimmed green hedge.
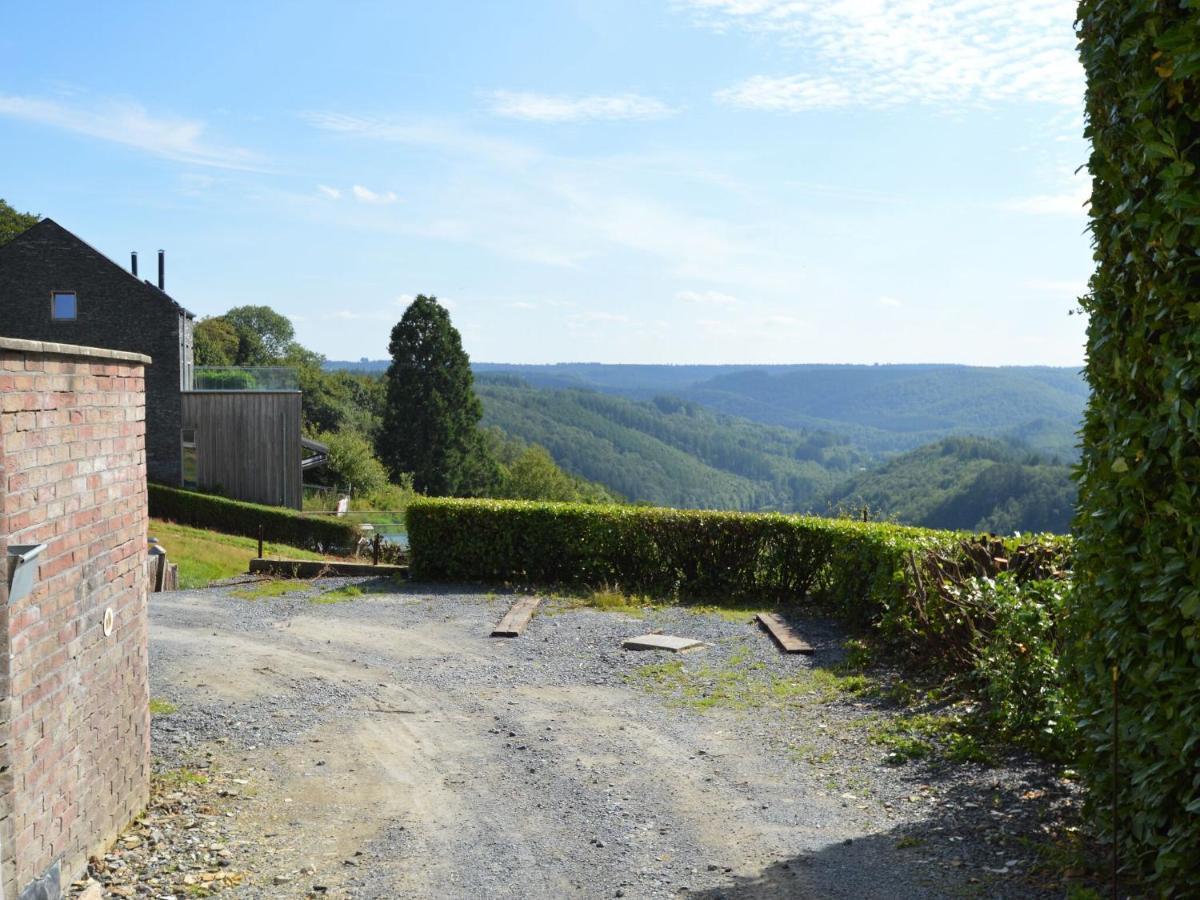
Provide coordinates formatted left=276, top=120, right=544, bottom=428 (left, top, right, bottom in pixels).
left=1076, top=1, right=1200, bottom=887
left=407, top=497, right=957, bottom=624
left=149, top=483, right=359, bottom=552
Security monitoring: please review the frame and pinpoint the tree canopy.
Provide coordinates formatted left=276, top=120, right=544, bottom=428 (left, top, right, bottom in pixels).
left=0, top=199, right=38, bottom=247
left=376, top=295, right=489, bottom=495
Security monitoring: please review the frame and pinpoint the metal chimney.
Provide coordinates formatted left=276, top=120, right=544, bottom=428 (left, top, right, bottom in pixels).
left=157, top=250, right=165, bottom=291
left=131, top=251, right=138, bottom=277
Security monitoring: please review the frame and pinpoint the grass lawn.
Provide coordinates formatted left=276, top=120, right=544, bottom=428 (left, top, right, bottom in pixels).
left=150, top=518, right=325, bottom=589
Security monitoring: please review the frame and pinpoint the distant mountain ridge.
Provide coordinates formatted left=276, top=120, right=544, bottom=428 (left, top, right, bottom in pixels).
left=326, top=361, right=1085, bottom=458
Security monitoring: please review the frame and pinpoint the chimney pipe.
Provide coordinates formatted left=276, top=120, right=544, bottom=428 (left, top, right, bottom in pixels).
left=131, top=251, right=138, bottom=277
left=157, top=250, right=165, bottom=291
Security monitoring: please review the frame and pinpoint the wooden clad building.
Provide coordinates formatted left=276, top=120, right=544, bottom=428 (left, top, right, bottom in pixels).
left=181, top=390, right=303, bottom=508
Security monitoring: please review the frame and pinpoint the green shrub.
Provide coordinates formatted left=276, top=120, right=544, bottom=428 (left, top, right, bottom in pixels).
left=149, top=483, right=359, bottom=552
left=407, top=497, right=955, bottom=621
left=1076, top=0, right=1200, bottom=887
left=970, top=575, right=1076, bottom=759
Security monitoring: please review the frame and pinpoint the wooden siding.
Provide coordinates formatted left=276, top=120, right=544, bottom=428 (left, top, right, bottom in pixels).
left=180, top=391, right=302, bottom=508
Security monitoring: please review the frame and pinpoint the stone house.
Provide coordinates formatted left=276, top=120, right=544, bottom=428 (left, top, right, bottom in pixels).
left=0, top=220, right=314, bottom=508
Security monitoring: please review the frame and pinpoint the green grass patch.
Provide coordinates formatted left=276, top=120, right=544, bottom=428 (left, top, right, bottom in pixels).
left=155, top=768, right=209, bottom=790
left=149, top=698, right=177, bottom=716
left=870, top=712, right=996, bottom=766
left=631, top=651, right=874, bottom=712
left=230, top=579, right=309, bottom=601
left=150, top=518, right=324, bottom=589
left=312, top=578, right=401, bottom=604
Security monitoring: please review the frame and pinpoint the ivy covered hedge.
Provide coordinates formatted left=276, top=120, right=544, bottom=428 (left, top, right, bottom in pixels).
left=149, top=483, right=359, bottom=552
left=409, top=497, right=954, bottom=622
left=1075, top=1, right=1200, bottom=888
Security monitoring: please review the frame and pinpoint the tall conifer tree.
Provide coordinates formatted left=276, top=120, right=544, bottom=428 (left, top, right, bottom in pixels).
left=377, top=295, right=488, bottom=495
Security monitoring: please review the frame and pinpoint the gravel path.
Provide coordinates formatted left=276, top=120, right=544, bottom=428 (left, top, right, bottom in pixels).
left=138, top=578, right=1082, bottom=900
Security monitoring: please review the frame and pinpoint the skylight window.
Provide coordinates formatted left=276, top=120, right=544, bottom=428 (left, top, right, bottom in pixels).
left=51, top=291, right=77, bottom=320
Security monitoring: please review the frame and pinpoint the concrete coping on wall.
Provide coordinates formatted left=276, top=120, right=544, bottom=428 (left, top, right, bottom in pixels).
left=0, top=336, right=152, bottom=365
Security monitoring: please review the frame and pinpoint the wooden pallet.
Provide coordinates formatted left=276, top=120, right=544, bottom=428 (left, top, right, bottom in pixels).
left=756, top=612, right=813, bottom=654
left=491, top=596, right=542, bottom=637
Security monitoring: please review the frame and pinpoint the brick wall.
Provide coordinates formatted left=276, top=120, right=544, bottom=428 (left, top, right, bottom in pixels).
left=0, top=219, right=192, bottom=485
left=0, top=337, right=151, bottom=898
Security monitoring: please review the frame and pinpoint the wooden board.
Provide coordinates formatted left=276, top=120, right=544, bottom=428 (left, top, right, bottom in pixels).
left=491, top=596, right=542, bottom=637
left=756, top=613, right=813, bottom=654
left=622, top=634, right=704, bottom=652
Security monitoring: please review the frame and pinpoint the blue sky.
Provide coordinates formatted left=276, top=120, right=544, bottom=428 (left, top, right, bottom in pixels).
left=0, top=0, right=1090, bottom=366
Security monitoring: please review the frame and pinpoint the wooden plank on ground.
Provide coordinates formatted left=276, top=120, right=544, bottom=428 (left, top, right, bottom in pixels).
left=491, top=596, right=542, bottom=637
left=756, top=612, right=813, bottom=654
left=622, top=633, right=704, bottom=652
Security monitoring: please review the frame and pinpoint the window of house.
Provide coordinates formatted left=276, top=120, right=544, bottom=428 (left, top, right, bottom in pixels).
left=51, top=291, right=77, bottom=320
left=181, top=429, right=198, bottom=489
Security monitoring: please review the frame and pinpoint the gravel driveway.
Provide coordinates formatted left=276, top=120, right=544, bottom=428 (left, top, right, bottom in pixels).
left=140, top=578, right=1082, bottom=900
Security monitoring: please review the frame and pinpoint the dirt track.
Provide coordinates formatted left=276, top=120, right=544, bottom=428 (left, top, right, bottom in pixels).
left=145, top=579, right=1077, bottom=899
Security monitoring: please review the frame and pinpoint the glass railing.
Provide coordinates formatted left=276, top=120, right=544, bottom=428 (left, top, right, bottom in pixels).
left=191, top=367, right=299, bottom=391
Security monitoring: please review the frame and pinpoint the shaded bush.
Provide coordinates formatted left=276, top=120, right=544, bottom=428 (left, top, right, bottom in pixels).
left=149, top=483, right=359, bottom=553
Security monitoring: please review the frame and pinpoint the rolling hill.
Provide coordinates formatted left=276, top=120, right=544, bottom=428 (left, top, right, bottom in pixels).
left=820, top=436, right=1076, bottom=533
left=328, top=361, right=1085, bottom=459
left=475, top=375, right=863, bottom=511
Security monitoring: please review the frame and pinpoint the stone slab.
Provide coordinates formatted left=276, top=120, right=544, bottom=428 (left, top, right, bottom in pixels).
left=622, top=634, right=704, bottom=652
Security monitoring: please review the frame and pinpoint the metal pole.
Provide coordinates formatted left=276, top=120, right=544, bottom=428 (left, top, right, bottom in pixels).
left=258, top=524, right=264, bottom=560
left=372, top=533, right=381, bottom=566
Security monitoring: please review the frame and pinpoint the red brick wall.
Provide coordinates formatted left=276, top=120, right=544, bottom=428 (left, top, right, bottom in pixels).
left=0, top=337, right=151, bottom=897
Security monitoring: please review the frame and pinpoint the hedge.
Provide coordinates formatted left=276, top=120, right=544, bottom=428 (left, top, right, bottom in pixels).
left=148, top=483, right=359, bottom=552
left=406, top=497, right=960, bottom=625
left=1075, top=1, right=1200, bottom=887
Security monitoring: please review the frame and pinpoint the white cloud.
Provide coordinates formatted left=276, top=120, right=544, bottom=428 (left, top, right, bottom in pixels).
left=488, top=91, right=675, bottom=123
left=878, top=295, right=902, bottom=307
left=325, top=309, right=394, bottom=321
left=1002, top=188, right=1090, bottom=216
left=1025, top=278, right=1086, bottom=297
left=352, top=184, right=399, bottom=205
left=0, top=93, right=260, bottom=169
left=304, top=112, right=538, bottom=166
left=568, top=311, right=632, bottom=325
left=764, top=313, right=805, bottom=329
left=683, top=1, right=1083, bottom=112
left=676, top=289, right=740, bottom=307
left=317, top=184, right=342, bottom=199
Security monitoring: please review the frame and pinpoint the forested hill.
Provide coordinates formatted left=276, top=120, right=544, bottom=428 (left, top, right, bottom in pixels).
left=327, top=361, right=1085, bottom=459
left=821, top=436, right=1076, bottom=534
left=475, top=376, right=864, bottom=511
left=473, top=363, right=1087, bottom=458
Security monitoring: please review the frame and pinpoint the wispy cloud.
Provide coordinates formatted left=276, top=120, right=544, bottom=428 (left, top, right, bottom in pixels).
left=351, top=184, right=399, bottom=205
left=317, top=184, right=342, bottom=199
left=487, top=91, right=675, bottom=122
left=682, top=1, right=1082, bottom=112
left=677, top=289, right=740, bottom=307
left=1024, top=278, right=1086, bottom=298
left=506, top=301, right=538, bottom=310
left=0, top=93, right=260, bottom=169
left=325, top=309, right=395, bottom=321
left=1002, top=187, right=1090, bottom=216
left=568, top=310, right=632, bottom=325
left=878, top=295, right=903, bottom=307
left=304, top=111, right=538, bottom=166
